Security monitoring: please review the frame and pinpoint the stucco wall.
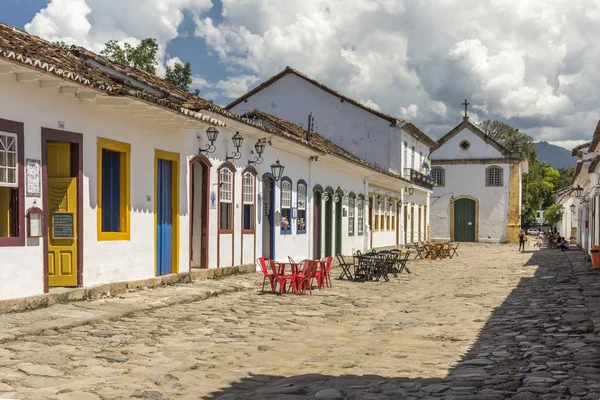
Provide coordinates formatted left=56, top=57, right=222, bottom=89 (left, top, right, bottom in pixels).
left=1, top=74, right=427, bottom=301
left=433, top=127, right=504, bottom=160
left=430, top=163, right=510, bottom=242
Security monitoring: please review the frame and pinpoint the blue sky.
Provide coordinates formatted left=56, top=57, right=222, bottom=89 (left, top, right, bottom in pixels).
left=2, top=0, right=599, bottom=149
left=3, top=0, right=230, bottom=103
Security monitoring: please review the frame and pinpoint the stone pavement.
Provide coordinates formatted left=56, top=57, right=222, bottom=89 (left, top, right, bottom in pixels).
left=1, top=243, right=600, bottom=399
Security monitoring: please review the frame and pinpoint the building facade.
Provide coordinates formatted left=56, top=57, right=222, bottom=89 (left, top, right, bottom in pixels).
left=227, top=67, right=436, bottom=246
left=0, top=23, right=431, bottom=301
left=429, top=117, right=525, bottom=243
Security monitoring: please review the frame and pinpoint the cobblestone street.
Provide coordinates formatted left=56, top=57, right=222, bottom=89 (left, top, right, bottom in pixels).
left=1, top=243, right=600, bottom=399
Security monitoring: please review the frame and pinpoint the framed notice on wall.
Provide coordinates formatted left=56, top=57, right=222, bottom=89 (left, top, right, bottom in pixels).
left=25, top=159, right=41, bottom=197
left=52, top=212, right=75, bottom=239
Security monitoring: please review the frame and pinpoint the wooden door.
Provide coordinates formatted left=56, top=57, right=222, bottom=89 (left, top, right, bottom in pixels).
left=418, top=207, right=422, bottom=242
left=47, top=143, right=78, bottom=287
left=313, top=191, right=322, bottom=258
left=335, top=198, right=342, bottom=255
left=325, top=197, right=333, bottom=256
left=156, top=159, right=173, bottom=275
left=403, top=204, right=408, bottom=244
left=454, top=198, right=476, bottom=242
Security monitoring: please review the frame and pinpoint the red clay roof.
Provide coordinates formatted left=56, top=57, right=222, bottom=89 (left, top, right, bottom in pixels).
left=243, top=110, right=414, bottom=185
left=226, top=66, right=436, bottom=148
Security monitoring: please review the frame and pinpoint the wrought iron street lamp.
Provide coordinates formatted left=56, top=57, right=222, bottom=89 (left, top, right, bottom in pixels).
left=198, top=126, right=219, bottom=154
left=333, top=193, right=341, bottom=203
left=574, top=185, right=584, bottom=199
left=270, top=159, right=285, bottom=182
left=248, top=139, right=266, bottom=165
left=226, top=132, right=244, bottom=162
left=323, top=193, right=330, bottom=202
left=571, top=204, right=576, bottom=214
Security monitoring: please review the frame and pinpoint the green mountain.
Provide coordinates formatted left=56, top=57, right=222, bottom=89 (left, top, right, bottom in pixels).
left=534, top=141, right=577, bottom=169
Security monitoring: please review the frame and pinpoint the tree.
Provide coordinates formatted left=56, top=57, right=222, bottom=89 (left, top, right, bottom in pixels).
left=478, top=120, right=536, bottom=161
left=544, top=203, right=564, bottom=226
left=165, top=61, right=192, bottom=91
left=556, top=166, right=575, bottom=190
left=52, top=41, right=70, bottom=50
left=100, top=38, right=159, bottom=74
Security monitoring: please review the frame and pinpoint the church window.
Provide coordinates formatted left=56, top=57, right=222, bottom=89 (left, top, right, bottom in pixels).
left=460, top=140, right=471, bottom=150
left=431, top=167, right=445, bottom=187
left=486, top=166, right=503, bottom=187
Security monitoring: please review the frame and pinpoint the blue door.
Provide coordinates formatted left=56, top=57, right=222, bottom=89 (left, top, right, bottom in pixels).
left=157, top=159, right=173, bottom=275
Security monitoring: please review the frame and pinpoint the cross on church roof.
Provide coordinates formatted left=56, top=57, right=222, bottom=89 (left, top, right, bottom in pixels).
left=462, top=99, right=470, bottom=119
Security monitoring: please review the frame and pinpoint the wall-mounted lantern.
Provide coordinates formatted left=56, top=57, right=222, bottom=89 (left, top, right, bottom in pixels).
left=571, top=204, right=576, bottom=214
left=198, top=126, right=219, bottom=154
left=270, top=159, right=285, bottom=182
left=574, top=185, right=584, bottom=199
left=248, top=139, right=266, bottom=165
left=323, top=193, right=330, bottom=202
left=27, top=207, right=43, bottom=238
left=404, top=186, right=415, bottom=196
left=333, top=193, right=341, bottom=203
left=226, top=132, right=244, bottom=162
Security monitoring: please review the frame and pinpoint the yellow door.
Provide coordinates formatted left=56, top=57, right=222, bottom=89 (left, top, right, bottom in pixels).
left=47, top=143, right=78, bottom=287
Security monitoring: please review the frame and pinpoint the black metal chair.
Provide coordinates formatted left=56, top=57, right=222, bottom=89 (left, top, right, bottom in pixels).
left=336, top=254, right=353, bottom=281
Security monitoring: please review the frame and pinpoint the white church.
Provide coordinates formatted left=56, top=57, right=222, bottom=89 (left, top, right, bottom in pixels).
left=429, top=107, right=526, bottom=243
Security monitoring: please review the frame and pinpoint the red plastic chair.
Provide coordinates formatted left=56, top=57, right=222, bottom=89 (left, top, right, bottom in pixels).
left=315, top=256, right=333, bottom=289
left=257, top=257, right=275, bottom=292
left=296, top=260, right=319, bottom=295
left=270, top=259, right=297, bottom=295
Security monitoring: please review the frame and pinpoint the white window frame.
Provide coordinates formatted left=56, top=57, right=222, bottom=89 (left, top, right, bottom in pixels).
left=243, top=172, right=254, bottom=205
left=0, top=131, right=18, bottom=188
left=220, top=168, right=233, bottom=203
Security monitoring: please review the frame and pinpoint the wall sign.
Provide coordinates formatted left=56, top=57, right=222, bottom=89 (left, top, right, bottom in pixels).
left=25, top=159, right=41, bottom=197
left=210, top=191, right=217, bottom=209
left=52, top=212, right=75, bottom=239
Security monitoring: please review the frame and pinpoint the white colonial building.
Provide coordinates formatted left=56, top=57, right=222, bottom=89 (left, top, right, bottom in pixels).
left=429, top=115, right=526, bottom=243
left=558, top=123, right=600, bottom=253
left=227, top=67, right=437, bottom=247
left=0, top=23, right=430, bottom=301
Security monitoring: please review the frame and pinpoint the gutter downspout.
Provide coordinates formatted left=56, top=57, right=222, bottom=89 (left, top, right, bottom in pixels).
left=308, top=155, right=313, bottom=258
left=363, top=177, right=370, bottom=252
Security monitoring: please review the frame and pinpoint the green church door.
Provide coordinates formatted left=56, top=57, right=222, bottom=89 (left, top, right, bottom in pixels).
left=454, top=198, right=476, bottom=242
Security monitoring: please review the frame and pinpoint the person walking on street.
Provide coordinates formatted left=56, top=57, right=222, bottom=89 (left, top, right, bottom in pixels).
left=519, top=230, right=526, bottom=251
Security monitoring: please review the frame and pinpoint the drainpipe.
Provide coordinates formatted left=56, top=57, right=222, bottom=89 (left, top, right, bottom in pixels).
left=426, top=192, right=431, bottom=241
left=400, top=188, right=405, bottom=246
left=363, top=177, right=370, bottom=251
left=308, top=155, right=313, bottom=258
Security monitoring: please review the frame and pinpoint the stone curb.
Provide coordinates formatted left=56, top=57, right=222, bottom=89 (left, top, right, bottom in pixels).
left=0, top=280, right=258, bottom=345
left=0, top=263, right=256, bottom=314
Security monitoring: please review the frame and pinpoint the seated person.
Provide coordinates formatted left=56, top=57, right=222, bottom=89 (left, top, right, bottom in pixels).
left=559, top=238, right=569, bottom=252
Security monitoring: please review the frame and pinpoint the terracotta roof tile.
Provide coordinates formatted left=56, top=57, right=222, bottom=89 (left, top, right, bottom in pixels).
left=572, top=141, right=591, bottom=157
left=0, top=21, right=414, bottom=185
left=242, top=110, right=413, bottom=185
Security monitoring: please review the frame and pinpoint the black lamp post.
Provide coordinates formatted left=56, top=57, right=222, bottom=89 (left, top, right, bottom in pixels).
left=198, top=126, right=219, bottom=154
left=574, top=185, right=584, bottom=198
left=248, top=140, right=266, bottom=165
left=270, top=159, right=285, bottom=182
left=226, top=132, right=244, bottom=162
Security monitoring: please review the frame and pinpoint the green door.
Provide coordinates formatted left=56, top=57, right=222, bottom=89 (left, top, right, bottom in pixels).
left=335, top=198, right=342, bottom=255
left=454, top=198, right=476, bottom=242
left=325, top=196, right=333, bottom=256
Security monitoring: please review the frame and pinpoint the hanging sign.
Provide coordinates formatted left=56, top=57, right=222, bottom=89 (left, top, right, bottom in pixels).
left=52, top=212, right=75, bottom=239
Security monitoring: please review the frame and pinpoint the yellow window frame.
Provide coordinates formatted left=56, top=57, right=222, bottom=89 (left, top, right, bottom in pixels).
left=97, top=137, right=131, bottom=241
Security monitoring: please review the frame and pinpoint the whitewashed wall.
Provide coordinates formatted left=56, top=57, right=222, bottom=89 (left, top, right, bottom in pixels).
left=430, top=163, right=510, bottom=242
left=433, top=127, right=504, bottom=160
left=0, top=77, right=199, bottom=300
